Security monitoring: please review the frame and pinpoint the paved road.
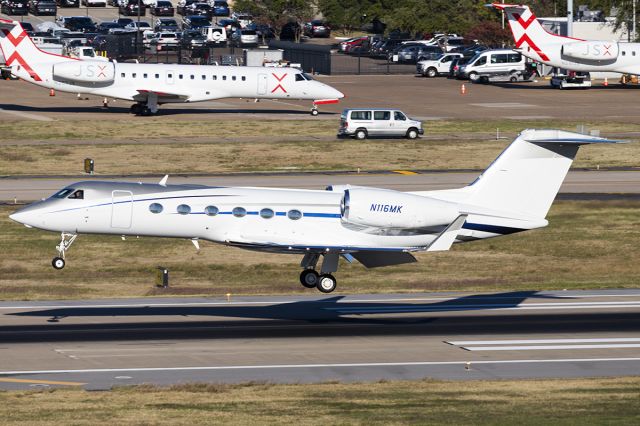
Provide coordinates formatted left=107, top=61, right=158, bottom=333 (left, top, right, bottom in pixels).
left=0, top=170, right=638, bottom=202
left=0, top=290, right=639, bottom=390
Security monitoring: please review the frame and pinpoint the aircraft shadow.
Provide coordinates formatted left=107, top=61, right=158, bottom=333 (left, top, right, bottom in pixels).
left=5, top=291, right=640, bottom=343
left=0, top=104, right=335, bottom=116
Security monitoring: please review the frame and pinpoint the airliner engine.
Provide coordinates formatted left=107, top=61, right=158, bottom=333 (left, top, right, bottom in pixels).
left=52, top=62, right=115, bottom=83
left=340, top=188, right=459, bottom=229
left=561, top=41, right=619, bottom=61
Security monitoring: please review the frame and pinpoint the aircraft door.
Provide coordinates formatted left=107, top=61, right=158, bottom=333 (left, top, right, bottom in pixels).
left=257, top=73, right=267, bottom=95
left=111, top=190, right=133, bottom=229
left=166, top=70, right=175, bottom=85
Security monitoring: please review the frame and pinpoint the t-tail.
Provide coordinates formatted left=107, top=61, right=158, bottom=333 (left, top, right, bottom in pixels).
left=465, top=129, right=619, bottom=219
left=0, top=19, right=73, bottom=84
left=492, top=3, right=586, bottom=66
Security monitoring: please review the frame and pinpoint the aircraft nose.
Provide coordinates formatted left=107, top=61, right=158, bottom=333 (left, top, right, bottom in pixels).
left=9, top=203, right=42, bottom=227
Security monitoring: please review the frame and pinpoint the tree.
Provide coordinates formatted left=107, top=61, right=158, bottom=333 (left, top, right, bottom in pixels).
left=233, top=0, right=315, bottom=41
left=465, top=21, right=511, bottom=47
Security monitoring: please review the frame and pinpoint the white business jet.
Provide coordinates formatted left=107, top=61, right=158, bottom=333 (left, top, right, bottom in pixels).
left=9, top=129, right=617, bottom=293
left=0, top=19, right=343, bottom=115
left=493, top=3, right=640, bottom=75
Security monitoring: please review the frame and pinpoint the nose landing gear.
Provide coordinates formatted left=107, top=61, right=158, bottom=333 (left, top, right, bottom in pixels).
left=52, top=232, right=77, bottom=270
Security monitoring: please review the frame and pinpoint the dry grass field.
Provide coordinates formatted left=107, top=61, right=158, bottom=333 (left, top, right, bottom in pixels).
left=1, top=200, right=638, bottom=300
left=0, top=119, right=638, bottom=176
left=0, top=377, right=639, bottom=425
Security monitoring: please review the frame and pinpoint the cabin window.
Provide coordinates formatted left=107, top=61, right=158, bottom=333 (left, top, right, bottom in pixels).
left=287, top=209, right=303, bottom=220
left=634, top=51, right=637, bottom=56
left=241, top=76, right=246, bottom=81
left=212, top=75, right=217, bottom=80
left=622, top=51, right=626, bottom=56
left=223, top=75, right=227, bottom=80
left=149, top=203, right=163, bottom=214
left=179, top=74, right=183, bottom=79
left=143, top=73, right=148, bottom=78
left=190, top=75, right=194, bottom=80
left=121, top=73, right=125, bottom=78
left=202, top=75, right=206, bottom=80
left=204, top=205, right=219, bottom=216
left=177, top=204, right=191, bottom=215
left=232, top=207, right=246, bottom=217
left=68, top=190, right=84, bottom=200
left=132, top=73, right=137, bottom=78
left=168, top=73, right=172, bottom=78
left=260, top=208, right=274, bottom=219
left=232, top=76, right=236, bottom=81
left=155, top=74, right=160, bottom=78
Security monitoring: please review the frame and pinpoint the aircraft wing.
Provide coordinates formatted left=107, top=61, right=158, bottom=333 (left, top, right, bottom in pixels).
left=134, top=89, right=191, bottom=102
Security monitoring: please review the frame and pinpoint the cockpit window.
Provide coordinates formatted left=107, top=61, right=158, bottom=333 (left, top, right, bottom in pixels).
left=52, top=188, right=74, bottom=199
left=295, top=73, right=314, bottom=81
left=67, top=189, right=84, bottom=199
left=295, top=74, right=305, bottom=81
left=302, top=72, right=313, bottom=80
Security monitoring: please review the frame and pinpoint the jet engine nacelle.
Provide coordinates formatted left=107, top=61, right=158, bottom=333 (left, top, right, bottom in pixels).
left=341, top=188, right=459, bottom=229
left=561, top=41, right=619, bottom=61
left=52, top=61, right=115, bottom=83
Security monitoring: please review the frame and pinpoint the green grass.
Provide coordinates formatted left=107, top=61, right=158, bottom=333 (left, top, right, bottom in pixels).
left=1, top=200, right=638, bottom=300
left=0, top=378, right=639, bottom=425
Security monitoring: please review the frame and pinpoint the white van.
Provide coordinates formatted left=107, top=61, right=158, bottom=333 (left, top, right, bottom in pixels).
left=338, top=109, right=424, bottom=140
left=458, top=49, right=526, bottom=81
left=201, top=26, right=227, bottom=45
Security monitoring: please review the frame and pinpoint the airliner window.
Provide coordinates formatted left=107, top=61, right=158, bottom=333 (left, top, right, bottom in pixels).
left=143, top=73, right=148, bottom=78
left=179, top=74, right=183, bottom=79
left=242, top=76, right=246, bottom=81
left=149, top=203, right=163, bottom=214
left=168, top=73, right=172, bottom=78
left=132, top=73, right=137, bottom=78
left=155, top=74, right=160, bottom=78
left=204, top=205, right=219, bottom=216
left=190, top=75, right=194, bottom=80
left=177, top=204, right=191, bottom=215
left=52, top=188, right=74, bottom=199
left=68, top=190, right=84, bottom=199
left=232, top=76, right=236, bottom=81
left=223, top=76, right=227, bottom=81
left=287, top=209, right=303, bottom=220
left=232, top=207, right=246, bottom=217
left=202, top=75, right=206, bottom=80
left=213, top=75, right=217, bottom=80
left=260, top=208, right=274, bottom=219
left=121, top=73, right=125, bottom=78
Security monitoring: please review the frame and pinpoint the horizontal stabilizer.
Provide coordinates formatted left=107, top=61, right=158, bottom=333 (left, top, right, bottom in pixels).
left=522, top=129, right=622, bottom=145
left=426, top=214, right=468, bottom=252
left=351, top=251, right=417, bottom=268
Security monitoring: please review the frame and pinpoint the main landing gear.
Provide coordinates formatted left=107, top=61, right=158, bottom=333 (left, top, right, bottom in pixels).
left=52, top=232, right=77, bottom=270
left=299, top=253, right=339, bottom=293
left=131, top=93, right=160, bottom=116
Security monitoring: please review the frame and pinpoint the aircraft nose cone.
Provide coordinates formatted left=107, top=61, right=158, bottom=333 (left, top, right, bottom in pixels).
left=9, top=203, right=41, bottom=227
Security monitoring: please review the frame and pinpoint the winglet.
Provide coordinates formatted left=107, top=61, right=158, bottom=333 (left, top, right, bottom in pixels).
left=158, top=175, right=169, bottom=187
left=426, top=214, right=468, bottom=252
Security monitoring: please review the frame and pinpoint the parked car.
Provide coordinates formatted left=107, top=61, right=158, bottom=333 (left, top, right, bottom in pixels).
left=339, top=35, right=368, bottom=53
left=184, top=1, right=210, bottom=17
left=201, top=25, right=227, bottom=45
left=417, top=52, right=463, bottom=77
left=81, top=0, right=105, bottom=6
left=148, top=31, right=180, bottom=51
left=279, top=21, right=301, bottom=41
left=113, top=18, right=134, bottom=27
left=304, top=20, right=330, bottom=38
left=119, top=0, right=145, bottom=16
left=1, top=0, right=28, bottom=14
left=125, top=21, right=152, bottom=31
left=155, top=18, right=179, bottom=32
left=28, top=0, right=57, bottom=15
left=182, top=15, right=210, bottom=30
left=181, top=29, right=206, bottom=47
left=457, top=49, right=526, bottom=81
left=338, top=109, right=423, bottom=140
left=449, top=56, right=470, bottom=78
left=64, top=16, right=97, bottom=33
left=370, top=38, right=409, bottom=58
left=231, top=12, right=253, bottom=28
left=231, top=28, right=258, bottom=47
left=390, top=43, right=441, bottom=63
left=96, top=22, right=125, bottom=34
left=176, top=0, right=197, bottom=15
left=150, top=0, right=173, bottom=16
left=20, top=22, right=34, bottom=34
left=254, top=23, right=275, bottom=42
left=56, top=0, right=79, bottom=7
left=217, top=18, right=240, bottom=34
left=211, top=0, right=228, bottom=16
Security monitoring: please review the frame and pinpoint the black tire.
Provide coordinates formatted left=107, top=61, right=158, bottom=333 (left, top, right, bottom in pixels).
left=354, top=129, right=367, bottom=140
left=510, top=75, right=518, bottom=82
left=300, top=269, right=319, bottom=288
left=426, top=67, right=437, bottom=78
left=310, top=108, right=319, bottom=116
left=406, top=128, right=419, bottom=139
left=317, top=274, right=337, bottom=293
left=468, top=72, right=478, bottom=82
left=52, top=257, right=65, bottom=270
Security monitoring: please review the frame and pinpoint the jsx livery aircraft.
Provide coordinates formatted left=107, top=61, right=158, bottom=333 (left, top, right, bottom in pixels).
left=494, top=3, right=640, bottom=75
left=10, top=129, right=617, bottom=293
left=0, top=19, right=343, bottom=115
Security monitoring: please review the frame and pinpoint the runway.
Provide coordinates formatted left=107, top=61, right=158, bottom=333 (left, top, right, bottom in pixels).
left=0, top=290, right=639, bottom=390
left=1, top=170, right=639, bottom=202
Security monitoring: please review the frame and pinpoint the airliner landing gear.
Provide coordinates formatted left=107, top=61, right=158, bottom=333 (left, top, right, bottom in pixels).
left=52, top=232, right=77, bottom=270
left=300, top=252, right=339, bottom=293
left=130, top=94, right=159, bottom=116
left=310, top=106, right=319, bottom=116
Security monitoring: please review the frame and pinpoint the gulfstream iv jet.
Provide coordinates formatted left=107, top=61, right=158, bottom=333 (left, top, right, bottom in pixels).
left=10, top=130, right=617, bottom=293
left=0, top=19, right=343, bottom=115
left=494, top=3, right=640, bottom=75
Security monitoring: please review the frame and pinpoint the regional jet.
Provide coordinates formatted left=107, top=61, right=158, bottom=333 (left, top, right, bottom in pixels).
left=493, top=3, right=640, bottom=75
left=9, top=130, right=617, bottom=293
left=0, top=19, right=343, bottom=115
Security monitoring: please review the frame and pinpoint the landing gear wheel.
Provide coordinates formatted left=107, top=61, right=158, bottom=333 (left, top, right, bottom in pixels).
left=52, top=257, right=65, bottom=270
left=300, top=269, right=319, bottom=288
left=355, top=129, right=367, bottom=140
left=310, top=108, right=319, bottom=116
left=317, top=274, right=337, bottom=293
left=130, top=103, right=142, bottom=115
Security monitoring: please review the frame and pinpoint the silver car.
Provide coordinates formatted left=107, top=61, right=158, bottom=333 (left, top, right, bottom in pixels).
left=338, top=109, right=424, bottom=140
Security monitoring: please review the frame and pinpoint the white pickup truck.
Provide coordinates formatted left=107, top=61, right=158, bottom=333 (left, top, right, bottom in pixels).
left=417, top=52, right=462, bottom=77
